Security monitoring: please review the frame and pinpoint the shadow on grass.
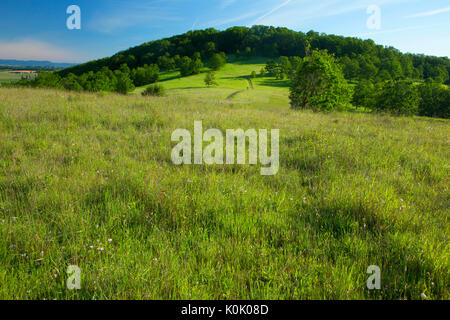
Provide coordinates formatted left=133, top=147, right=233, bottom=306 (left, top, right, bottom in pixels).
left=158, top=74, right=182, bottom=83
left=258, top=79, right=290, bottom=88
left=221, top=75, right=251, bottom=81
left=169, top=86, right=206, bottom=90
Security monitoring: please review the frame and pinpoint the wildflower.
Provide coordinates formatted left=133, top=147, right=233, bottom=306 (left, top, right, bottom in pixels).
left=420, top=293, right=427, bottom=299
left=108, top=238, right=113, bottom=243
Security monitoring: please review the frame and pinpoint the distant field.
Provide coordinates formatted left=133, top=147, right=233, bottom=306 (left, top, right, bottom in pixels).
left=0, top=83, right=448, bottom=299
left=0, top=71, right=36, bottom=83
left=0, top=71, right=22, bottom=83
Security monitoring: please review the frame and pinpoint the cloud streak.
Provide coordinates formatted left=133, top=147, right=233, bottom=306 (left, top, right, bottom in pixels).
left=202, top=10, right=264, bottom=28
left=88, top=3, right=183, bottom=33
left=246, top=0, right=410, bottom=29
left=250, top=0, right=293, bottom=26
left=407, top=6, right=450, bottom=18
left=220, top=0, right=237, bottom=9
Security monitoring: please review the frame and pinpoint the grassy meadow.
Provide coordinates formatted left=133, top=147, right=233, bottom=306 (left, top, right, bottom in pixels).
left=134, top=58, right=291, bottom=109
left=0, top=60, right=449, bottom=300
left=0, top=71, right=22, bottom=83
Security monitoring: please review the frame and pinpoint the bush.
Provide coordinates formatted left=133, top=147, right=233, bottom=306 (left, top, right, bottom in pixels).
left=204, top=72, right=218, bottom=87
left=142, top=84, right=166, bottom=97
left=179, top=56, right=203, bottom=77
left=374, top=80, right=419, bottom=116
left=61, top=73, right=83, bottom=91
left=115, top=71, right=135, bottom=95
left=209, top=53, right=226, bottom=70
left=352, top=80, right=377, bottom=109
left=33, top=72, right=62, bottom=89
left=290, top=50, right=352, bottom=111
left=132, top=64, right=159, bottom=87
left=417, top=81, right=450, bottom=119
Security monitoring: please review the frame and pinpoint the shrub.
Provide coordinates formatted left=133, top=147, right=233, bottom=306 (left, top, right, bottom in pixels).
left=115, top=71, right=135, bottom=95
left=417, top=80, right=449, bottom=118
left=209, top=53, right=226, bottom=70
left=374, top=80, right=419, bottom=116
left=179, top=56, right=203, bottom=77
left=204, top=72, right=218, bottom=87
left=132, top=64, right=159, bottom=87
left=290, top=50, right=352, bottom=111
left=352, top=80, right=377, bottom=109
left=142, top=84, right=166, bottom=97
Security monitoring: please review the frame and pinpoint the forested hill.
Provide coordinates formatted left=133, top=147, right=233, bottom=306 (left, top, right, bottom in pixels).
left=59, top=25, right=450, bottom=84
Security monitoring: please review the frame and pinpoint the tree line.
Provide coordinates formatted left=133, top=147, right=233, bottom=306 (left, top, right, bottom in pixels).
left=8, top=25, right=449, bottom=118
left=287, top=50, right=449, bottom=118
left=57, top=26, right=449, bottom=85
left=13, top=50, right=227, bottom=94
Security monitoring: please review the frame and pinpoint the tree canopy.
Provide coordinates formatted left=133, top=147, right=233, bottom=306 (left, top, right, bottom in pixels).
left=57, top=26, right=449, bottom=86
left=290, top=50, right=352, bottom=111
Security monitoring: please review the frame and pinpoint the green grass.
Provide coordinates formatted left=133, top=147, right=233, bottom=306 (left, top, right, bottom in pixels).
left=0, top=61, right=449, bottom=300
left=134, top=58, right=290, bottom=109
left=0, top=71, right=37, bottom=83
left=0, top=71, right=22, bottom=83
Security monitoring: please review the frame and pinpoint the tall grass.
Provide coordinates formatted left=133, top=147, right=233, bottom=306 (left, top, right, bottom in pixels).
left=0, top=87, right=448, bottom=299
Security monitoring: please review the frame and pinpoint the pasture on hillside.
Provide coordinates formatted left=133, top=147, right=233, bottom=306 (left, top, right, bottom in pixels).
left=134, top=58, right=291, bottom=109
left=0, top=79, right=448, bottom=300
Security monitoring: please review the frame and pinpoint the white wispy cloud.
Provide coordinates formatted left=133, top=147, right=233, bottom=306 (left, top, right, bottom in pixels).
left=191, top=18, right=199, bottom=31
left=247, top=0, right=409, bottom=28
left=250, top=0, right=293, bottom=26
left=407, top=6, right=450, bottom=18
left=202, top=10, right=264, bottom=28
left=0, top=39, right=84, bottom=63
left=88, top=3, right=183, bottom=33
left=220, top=0, right=238, bottom=9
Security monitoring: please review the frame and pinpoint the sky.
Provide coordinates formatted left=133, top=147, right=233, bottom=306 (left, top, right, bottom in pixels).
left=0, top=0, right=449, bottom=63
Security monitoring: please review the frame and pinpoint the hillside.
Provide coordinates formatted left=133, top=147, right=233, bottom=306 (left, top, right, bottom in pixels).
left=13, top=26, right=449, bottom=119
left=0, top=85, right=448, bottom=299
left=134, top=57, right=291, bottom=108
left=58, top=26, right=450, bottom=85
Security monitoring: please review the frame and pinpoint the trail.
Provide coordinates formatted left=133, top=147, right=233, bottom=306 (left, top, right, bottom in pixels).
left=226, top=78, right=254, bottom=100
left=226, top=90, right=243, bottom=100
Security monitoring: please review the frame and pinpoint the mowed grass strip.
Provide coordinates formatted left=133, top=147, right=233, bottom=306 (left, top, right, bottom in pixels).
left=0, top=86, right=448, bottom=299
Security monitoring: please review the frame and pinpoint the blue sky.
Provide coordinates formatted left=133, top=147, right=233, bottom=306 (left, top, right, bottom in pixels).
left=0, top=0, right=449, bottom=63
